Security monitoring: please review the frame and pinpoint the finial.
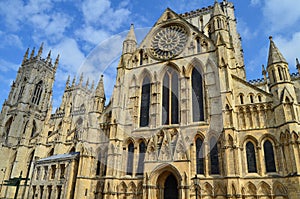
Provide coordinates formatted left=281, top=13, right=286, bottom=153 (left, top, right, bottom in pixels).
left=296, top=58, right=300, bottom=73
left=296, top=58, right=299, bottom=65
left=22, top=48, right=29, bottom=64
left=269, top=36, right=273, bottom=41
left=85, top=78, right=89, bottom=88
left=66, top=75, right=70, bottom=88
left=54, top=54, right=60, bottom=70
left=79, top=73, right=83, bottom=85
left=46, top=50, right=51, bottom=62
left=30, top=47, right=35, bottom=59
left=37, top=42, right=44, bottom=57
left=262, top=64, right=267, bottom=77
left=72, top=76, right=76, bottom=86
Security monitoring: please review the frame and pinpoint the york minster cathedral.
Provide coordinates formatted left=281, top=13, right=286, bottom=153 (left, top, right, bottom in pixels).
left=1, top=0, right=300, bottom=198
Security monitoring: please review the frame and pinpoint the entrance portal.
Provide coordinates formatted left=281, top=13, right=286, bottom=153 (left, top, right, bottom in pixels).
left=164, top=174, right=178, bottom=199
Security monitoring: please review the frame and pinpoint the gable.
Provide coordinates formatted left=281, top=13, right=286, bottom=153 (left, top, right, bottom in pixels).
left=131, top=8, right=216, bottom=65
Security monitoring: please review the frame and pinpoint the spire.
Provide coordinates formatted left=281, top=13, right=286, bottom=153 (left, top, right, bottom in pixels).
left=46, top=50, right=51, bottom=62
left=296, top=58, right=300, bottom=74
left=65, top=75, right=70, bottom=89
left=95, top=75, right=106, bottom=99
left=54, top=54, right=59, bottom=70
left=30, top=47, right=35, bottom=59
left=79, top=73, right=84, bottom=86
left=37, top=42, right=44, bottom=57
left=125, top=24, right=137, bottom=42
left=122, top=24, right=137, bottom=54
left=22, top=48, right=29, bottom=65
left=213, top=0, right=224, bottom=16
left=267, top=36, right=287, bottom=67
left=85, top=78, right=89, bottom=88
left=72, top=76, right=76, bottom=86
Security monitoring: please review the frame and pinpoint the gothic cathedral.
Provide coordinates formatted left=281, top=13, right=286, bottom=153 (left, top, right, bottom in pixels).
left=1, top=1, right=300, bottom=199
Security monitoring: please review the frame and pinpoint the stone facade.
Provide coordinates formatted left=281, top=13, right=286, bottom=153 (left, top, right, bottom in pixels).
left=0, top=1, right=300, bottom=198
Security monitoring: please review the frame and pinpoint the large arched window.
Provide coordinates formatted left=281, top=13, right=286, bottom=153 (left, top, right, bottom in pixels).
left=126, top=142, right=134, bottom=175
left=210, top=137, right=219, bottom=174
left=246, top=141, right=257, bottom=173
left=196, top=137, right=204, bottom=174
left=192, top=68, right=204, bottom=121
left=136, top=141, right=146, bottom=175
left=140, top=76, right=151, bottom=127
left=162, top=68, right=179, bottom=125
left=264, top=140, right=276, bottom=172
left=31, top=81, right=43, bottom=105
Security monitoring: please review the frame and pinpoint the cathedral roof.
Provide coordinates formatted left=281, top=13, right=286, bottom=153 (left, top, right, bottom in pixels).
left=267, top=36, right=287, bottom=67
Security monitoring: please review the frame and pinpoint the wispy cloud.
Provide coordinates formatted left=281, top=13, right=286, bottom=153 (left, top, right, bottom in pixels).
left=274, top=32, right=300, bottom=70
left=262, top=0, right=300, bottom=32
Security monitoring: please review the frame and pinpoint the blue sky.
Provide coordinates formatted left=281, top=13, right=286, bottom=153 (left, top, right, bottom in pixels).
left=0, top=0, right=300, bottom=110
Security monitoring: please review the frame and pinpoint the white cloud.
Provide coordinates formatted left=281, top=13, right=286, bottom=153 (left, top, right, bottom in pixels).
left=52, top=38, right=86, bottom=75
left=262, top=0, right=300, bottom=32
left=0, top=32, right=23, bottom=49
left=0, top=59, right=19, bottom=72
left=81, top=0, right=131, bottom=32
left=236, top=18, right=258, bottom=40
left=274, top=32, right=300, bottom=71
left=75, top=26, right=110, bottom=45
left=82, top=0, right=111, bottom=25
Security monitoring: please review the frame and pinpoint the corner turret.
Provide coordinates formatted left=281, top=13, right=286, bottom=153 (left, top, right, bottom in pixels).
left=122, top=24, right=137, bottom=58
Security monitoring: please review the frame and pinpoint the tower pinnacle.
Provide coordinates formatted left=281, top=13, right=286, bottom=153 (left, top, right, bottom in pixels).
left=267, top=36, right=287, bottom=67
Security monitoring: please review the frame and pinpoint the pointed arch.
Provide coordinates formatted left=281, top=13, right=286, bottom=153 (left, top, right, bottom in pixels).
left=245, top=182, right=257, bottom=195
left=263, top=140, right=276, bottom=172
left=203, top=182, right=213, bottom=195
left=119, top=181, right=127, bottom=193
left=162, top=66, right=179, bottom=125
left=191, top=67, right=204, bottom=121
left=210, top=137, right=220, bottom=174
left=137, top=141, right=146, bottom=175
left=273, top=182, right=287, bottom=196
left=140, top=75, right=151, bottom=127
left=126, top=141, right=134, bottom=175
left=31, top=80, right=43, bottom=105
left=257, top=181, right=271, bottom=195
left=195, top=136, right=204, bottom=174
left=246, top=141, right=257, bottom=173
left=128, top=181, right=137, bottom=193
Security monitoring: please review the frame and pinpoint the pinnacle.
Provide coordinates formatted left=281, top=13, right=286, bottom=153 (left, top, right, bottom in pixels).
left=267, top=36, right=287, bottom=67
left=125, top=24, right=137, bottom=42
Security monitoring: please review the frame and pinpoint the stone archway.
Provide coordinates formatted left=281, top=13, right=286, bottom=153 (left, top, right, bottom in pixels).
left=157, top=171, right=179, bottom=199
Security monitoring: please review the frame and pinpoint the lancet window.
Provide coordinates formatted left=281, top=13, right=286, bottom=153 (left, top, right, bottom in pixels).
left=192, top=68, right=204, bottom=121
left=140, top=76, right=151, bottom=127
left=162, top=68, right=179, bottom=125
